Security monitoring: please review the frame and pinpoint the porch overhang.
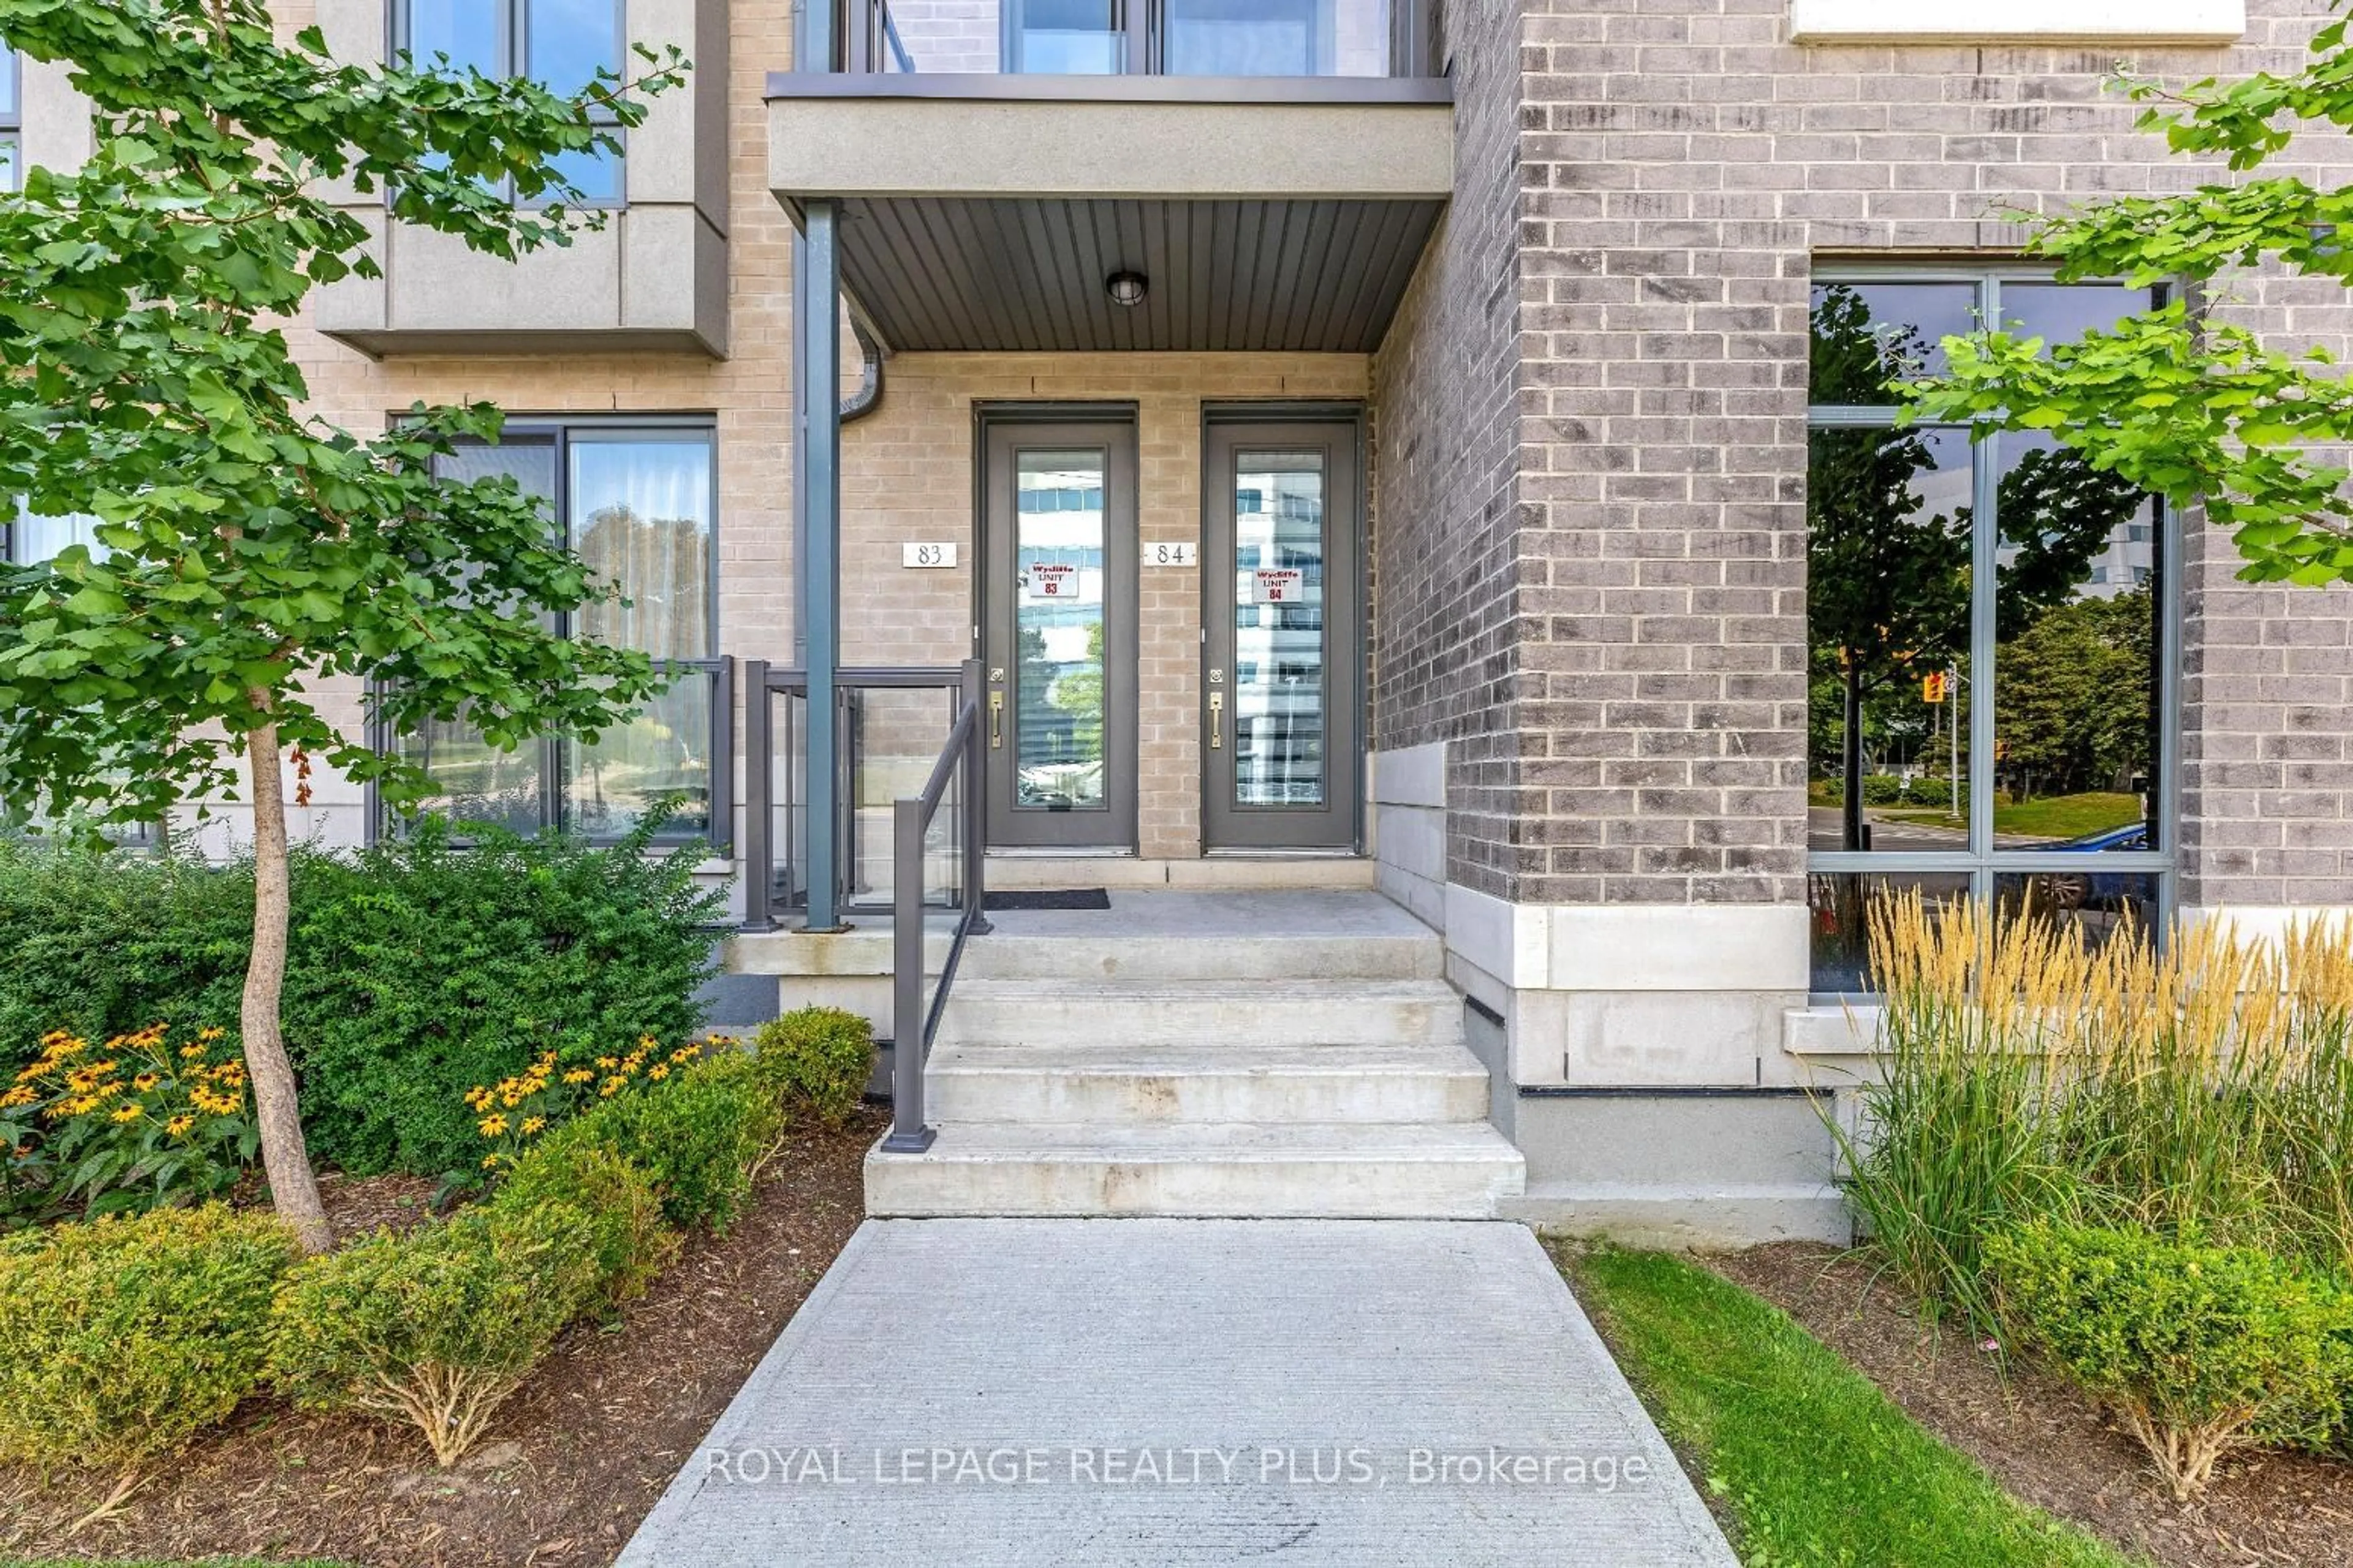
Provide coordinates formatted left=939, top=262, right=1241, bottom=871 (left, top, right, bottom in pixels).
left=764, top=74, right=1453, bottom=354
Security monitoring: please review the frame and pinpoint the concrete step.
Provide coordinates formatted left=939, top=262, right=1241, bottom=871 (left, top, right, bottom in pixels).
left=960, top=931, right=1442, bottom=983
left=865, top=1121, right=1528, bottom=1219
left=934, top=979, right=1465, bottom=1048
left=926, top=1040, right=1492, bottom=1125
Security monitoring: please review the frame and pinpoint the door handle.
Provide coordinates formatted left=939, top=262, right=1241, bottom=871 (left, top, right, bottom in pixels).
left=1209, top=691, right=1224, bottom=751
left=990, top=691, right=1004, bottom=749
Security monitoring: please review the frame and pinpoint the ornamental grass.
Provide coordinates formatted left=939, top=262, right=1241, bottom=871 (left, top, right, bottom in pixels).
left=1836, top=890, right=2353, bottom=1331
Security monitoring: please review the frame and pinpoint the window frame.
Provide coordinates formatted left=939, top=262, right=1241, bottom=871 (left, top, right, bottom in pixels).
left=371, top=414, right=730, bottom=850
left=385, top=0, right=629, bottom=211
left=1806, top=263, right=2182, bottom=994
left=1, top=37, right=21, bottom=194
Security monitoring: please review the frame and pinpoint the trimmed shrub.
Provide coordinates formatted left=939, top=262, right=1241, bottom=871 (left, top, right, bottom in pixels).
left=269, top=1199, right=604, bottom=1467
left=0, top=819, right=722, bottom=1181
left=490, top=1135, right=677, bottom=1305
left=749, top=1006, right=875, bottom=1128
left=0, top=841, right=252, bottom=1082
left=285, top=817, right=723, bottom=1178
left=559, top=1053, right=783, bottom=1233
left=0, top=1204, right=298, bottom=1469
left=1984, top=1220, right=2353, bottom=1499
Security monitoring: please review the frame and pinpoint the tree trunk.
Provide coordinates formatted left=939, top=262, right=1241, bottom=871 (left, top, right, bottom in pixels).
left=243, top=711, right=332, bottom=1254
left=1841, top=664, right=1866, bottom=852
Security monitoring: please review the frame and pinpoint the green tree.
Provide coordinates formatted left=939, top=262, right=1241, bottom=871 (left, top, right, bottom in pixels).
left=1905, top=4, right=2353, bottom=585
left=1997, top=590, right=2154, bottom=800
left=0, top=1, right=683, bottom=1250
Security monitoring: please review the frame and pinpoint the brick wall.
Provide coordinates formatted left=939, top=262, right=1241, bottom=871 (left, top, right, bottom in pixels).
left=1480, top=0, right=2353, bottom=911
left=1369, top=0, right=1529, bottom=901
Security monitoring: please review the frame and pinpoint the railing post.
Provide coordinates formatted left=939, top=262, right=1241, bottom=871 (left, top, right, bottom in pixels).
left=741, top=661, right=775, bottom=931
left=961, top=656, right=991, bottom=936
left=882, top=794, right=935, bottom=1153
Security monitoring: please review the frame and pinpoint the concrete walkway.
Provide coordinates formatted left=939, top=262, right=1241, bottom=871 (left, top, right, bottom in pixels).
left=619, top=1219, right=1736, bottom=1566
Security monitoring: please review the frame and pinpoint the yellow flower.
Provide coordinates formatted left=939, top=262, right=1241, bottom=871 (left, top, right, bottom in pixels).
left=134, top=1073, right=159, bottom=1091
left=520, top=1116, right=546, bottom=1135
left=180, top=1043, right=208, bottom=1061
left=197, top=1026, right=226, bottom=1042
left=482, top=1153, right=501, bottom=1169
left=110, top=1104, right=143, bottom=1124
left=0, top=1085, right=36, bottom=1109
left=596, top=1056, right=620, bottom=1070
left=165, top=1114, right=195, bottom=1137
left=599, top=1078, right=626, bottom=1098
left=478, top=1114, right=509, bottom=1137
left=648, top=1064, right=670, bottom=1081
left=561, top=1069, right=594, bottom=1086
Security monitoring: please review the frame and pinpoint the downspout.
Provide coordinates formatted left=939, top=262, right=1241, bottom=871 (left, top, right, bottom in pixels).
left=842, top=310, right=886, bottom=424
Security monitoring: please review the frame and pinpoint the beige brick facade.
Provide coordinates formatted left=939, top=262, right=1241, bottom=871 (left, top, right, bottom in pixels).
left=248, top=4, right=1374, bottom=871
left=844, top=354, right=1368, bottom=860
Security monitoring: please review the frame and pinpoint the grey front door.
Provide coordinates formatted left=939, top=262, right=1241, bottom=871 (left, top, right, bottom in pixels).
left=1202, top=415, right=1363, bottom=850
left=981, top=414, right=1140, bottom=851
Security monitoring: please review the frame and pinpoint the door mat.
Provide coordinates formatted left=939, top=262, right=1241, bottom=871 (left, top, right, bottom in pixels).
left=983, top=888, right=1112, bottom=912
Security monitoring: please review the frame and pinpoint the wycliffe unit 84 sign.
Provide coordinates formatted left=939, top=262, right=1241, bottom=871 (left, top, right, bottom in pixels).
left=1025, top=563, right=1091, bottom=602
left=1250, top=568, right=1305, bottom=604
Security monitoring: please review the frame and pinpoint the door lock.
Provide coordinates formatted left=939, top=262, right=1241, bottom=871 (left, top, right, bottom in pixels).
left=1208, top=691, right=1224, bottom=751
left=990, top=691, right=1005, bottom=749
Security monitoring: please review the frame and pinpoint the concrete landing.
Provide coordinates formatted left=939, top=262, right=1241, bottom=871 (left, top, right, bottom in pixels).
left=618, top=1219, right=1737, bottom=1567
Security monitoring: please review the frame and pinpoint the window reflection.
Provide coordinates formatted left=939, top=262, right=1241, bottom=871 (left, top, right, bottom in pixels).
left=1805, top=418, right=1972, bottom=855
left=1995, top=871, right=2160, bottom=952
left=1810, top=871, right=1972, bottom=994
left=402, top=427, right=717, bottom=841
left=1808, top=282, right=1977, bottom=400
left=1806, top=273, right=2170, bottom=990
left=572, top=437, right=714, bottom=661
left=1992, top=433, right=2161, bottom=853
left=1014, top=450, right=1108, bottom=811
left=1232, top=452, right=1328, bottom=807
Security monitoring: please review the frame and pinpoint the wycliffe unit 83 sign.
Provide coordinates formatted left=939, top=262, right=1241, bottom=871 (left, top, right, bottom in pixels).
left=1024, top=563, right=1091, bottom=602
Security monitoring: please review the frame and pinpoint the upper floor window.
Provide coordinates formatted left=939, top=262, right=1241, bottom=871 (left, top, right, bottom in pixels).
left=1805, top=270, right=2176, bottom=994
left=1, top=39, right=20, bottom=193
left=7, top=504, right=103, bottom=566
left=866, top=0, right=1405, bottom=78
left=393, top=0, right=624, bottom=203
left=389, top=421, right=722, bottom=843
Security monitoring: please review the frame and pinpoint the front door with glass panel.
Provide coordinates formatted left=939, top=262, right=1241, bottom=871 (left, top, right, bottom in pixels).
left=981, top=417, right=1139, bottom=850
left=1203, top=417, right=1362, bottom=850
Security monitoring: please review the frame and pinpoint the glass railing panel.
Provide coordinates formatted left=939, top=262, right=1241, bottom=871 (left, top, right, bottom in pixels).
left=1163, top=0, right=1391, bottom=77
left=876, top=0, right=1126, bottom=75
left=866, top=0, right=1404, bottom=76
left=846, top=686, right=962, bottom=910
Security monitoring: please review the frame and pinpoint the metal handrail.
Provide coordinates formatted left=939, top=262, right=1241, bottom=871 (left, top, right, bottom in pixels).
left=882, top=657, right=989, bottom=1153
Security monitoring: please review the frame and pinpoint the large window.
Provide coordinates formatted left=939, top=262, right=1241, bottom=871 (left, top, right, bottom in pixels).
left=392, top=0, right=624, bottom=203
left=1, top=38, right=20, bottom=193
left=1806, top=270, right=2176, bottom=993
left=389, top=422, right=723, bottom=843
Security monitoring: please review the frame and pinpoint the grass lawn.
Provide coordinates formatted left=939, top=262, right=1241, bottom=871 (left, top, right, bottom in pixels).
left=1873, top=791, right=2140, bottom=842
left=1556, top=1243, right=2140, bottom=1568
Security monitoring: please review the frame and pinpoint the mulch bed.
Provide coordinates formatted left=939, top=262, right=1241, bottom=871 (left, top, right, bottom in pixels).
left=0, top=1108, right=884, bottom=1568
left=1713, top=1242, right=2353, bottom=1568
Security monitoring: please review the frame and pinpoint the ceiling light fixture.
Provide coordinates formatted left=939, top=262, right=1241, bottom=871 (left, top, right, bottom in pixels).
left=1105, top=270, right=1149, bottom=308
